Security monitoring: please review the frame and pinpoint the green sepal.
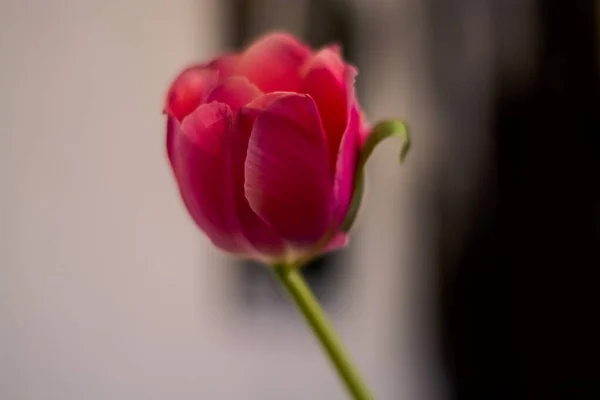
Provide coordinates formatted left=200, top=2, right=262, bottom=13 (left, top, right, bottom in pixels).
left=340, top=120, right=410, bottom=233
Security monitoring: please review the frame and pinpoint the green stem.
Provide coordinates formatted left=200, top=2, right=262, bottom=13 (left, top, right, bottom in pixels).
left=273, top=264, right=374, bottom=400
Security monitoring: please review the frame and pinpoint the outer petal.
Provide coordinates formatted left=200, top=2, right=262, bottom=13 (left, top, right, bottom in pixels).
left=226, top=95, right=294, bottom=257
left=173, top=102, right=248, bottom=253
left=244, top=93, right=334, bottom=246
left=238, top=32, right=312, bottom=93
left=301, top=46, right=349, bottom=173
left=206, top=77, right=262, bottom=110
left=207, top=54, right=239, bottom=80
left=306, top=59, right=363, bottom=224
left=233, top=92, right=308, bottom=255
left=164, top=65, right=219, bottom=121
left=166, top=113, right=179, bottom=170
left=333, top=103, right=361, bottom=225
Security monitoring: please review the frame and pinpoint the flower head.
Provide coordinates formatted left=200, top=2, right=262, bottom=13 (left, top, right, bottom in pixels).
left=164, top=32, right=372, bottom=264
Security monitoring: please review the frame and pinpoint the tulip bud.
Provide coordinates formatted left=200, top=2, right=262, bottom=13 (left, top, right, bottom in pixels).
left=164, top=32, right=409, bottom=266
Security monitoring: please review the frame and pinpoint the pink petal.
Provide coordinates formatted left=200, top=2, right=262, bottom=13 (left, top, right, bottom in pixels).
left=243, top=91, right=293, bottom=112
left=244, top=93, right=334, bottom=246
left=206, top=77, right=262, bottom=110
left=207, top=54, right=240, bottom=80
left=238, top=32, right=312, bottom=93
left=301, top=46, right=351, bottom=173
left=333, top=105, right=361, bottom=225
left=231, top=92, right=310, bottom=255
left=225, top=97, right=292, bottom=257
left=173, top=102, right=248, bottom=254
left=327, top=43, right=342, bottom=56
left=303, top=51, right=361, bottom=227
left=164, top=65, right=219, bottom=121
left=166, top=113, right=179, bottom=170
left=232, top=198, right=286, bottom=256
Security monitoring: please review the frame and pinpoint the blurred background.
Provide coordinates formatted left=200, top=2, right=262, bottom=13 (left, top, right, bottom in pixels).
left=1, top=0, right=598, bottom=399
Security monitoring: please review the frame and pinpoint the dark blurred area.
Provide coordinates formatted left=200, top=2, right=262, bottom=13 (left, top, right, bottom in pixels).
left=436, top=1, right=600, bottom=398
left=1, top=0, right=598, bottom=399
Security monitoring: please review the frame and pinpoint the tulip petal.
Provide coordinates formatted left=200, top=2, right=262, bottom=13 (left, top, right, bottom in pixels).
left=301, top=47, right=362, bottom=227
left=244, top=93, right=334, bottom=246
left=333, top=105, right=362, bottom=225
left=166, top=113, right=179, bottom=171
left=164, top=65, right=219, bottom=122
left=315, top=61, right=361, bottom=227
left=207, top=54, right=239, bottom=80
left=206, top=77, right=262, bottom=110
left=174, top=102, right=248, bottom=253
left=301, top=46, right=350, bottom=173
left=226, top=96, right=293, bottom=257
left=328, top=43, right=342, bottom=56
left=238, top=32, right=312, bottom=93
left=230, top=92, right=306, bottom=256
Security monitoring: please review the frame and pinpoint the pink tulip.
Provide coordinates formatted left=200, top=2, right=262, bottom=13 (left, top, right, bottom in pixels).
left=164, top=32, right=370, bottom=264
